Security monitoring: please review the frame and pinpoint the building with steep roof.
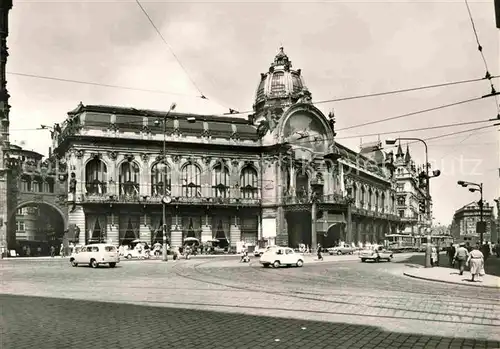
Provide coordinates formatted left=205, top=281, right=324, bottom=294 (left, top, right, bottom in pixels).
left=47, top=47, right=401, bottom=250
left=392, top=144, right=428, bottom=235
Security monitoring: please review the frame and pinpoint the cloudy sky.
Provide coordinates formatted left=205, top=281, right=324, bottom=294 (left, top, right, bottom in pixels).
left=6, top=0, right=500, bottom=225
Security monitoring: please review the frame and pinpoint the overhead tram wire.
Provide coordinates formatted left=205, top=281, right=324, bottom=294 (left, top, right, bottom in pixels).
left=7, top=68, right=498, bottom=118
left=335, top=119, right=491, bottom=140
left=6, top=72, right=199, bottom=98
left=134, top=0, right=206, bottom=100
left=216, top=75, right=500, bottom=116
left=464, top=0, right=500, bottom=113
left=134, top=0, right=240, bottom=114
left=336, top=95, right=488, bottom=132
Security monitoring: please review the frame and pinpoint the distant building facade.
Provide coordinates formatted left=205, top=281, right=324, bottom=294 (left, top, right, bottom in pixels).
left=451, top=201, right=496, bottom=244
left=391, top=145, right=427, bottom=235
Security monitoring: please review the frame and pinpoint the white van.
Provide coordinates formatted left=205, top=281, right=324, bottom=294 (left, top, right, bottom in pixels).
left=70, top=243, right=120, bottom=268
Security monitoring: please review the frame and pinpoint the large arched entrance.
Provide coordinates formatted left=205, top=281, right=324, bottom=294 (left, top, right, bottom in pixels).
left=8, top=202, right=66, bottom=256
left=323, top=223, right=344, bottom=247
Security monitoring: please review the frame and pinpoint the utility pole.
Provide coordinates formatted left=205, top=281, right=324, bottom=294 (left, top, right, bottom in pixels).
left=0, top=0, right=13, bottom=257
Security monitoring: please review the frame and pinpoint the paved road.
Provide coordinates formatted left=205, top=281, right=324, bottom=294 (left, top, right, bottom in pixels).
left=1, top=255, right=499, bottom=349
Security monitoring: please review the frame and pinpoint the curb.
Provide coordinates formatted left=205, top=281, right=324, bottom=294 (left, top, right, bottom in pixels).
left=403, top=272, right=500, bottom=289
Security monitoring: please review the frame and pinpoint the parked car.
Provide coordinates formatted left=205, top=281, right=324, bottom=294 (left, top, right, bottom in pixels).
left=359, top=245, right=393, bottom=263
left=328, top=246, right=356, bottom=255
left=70, top=243, right=120, bottom=268
left=260, top=247, right=304, bottom=268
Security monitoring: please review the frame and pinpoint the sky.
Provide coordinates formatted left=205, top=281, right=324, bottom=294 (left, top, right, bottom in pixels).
left=6, top=0, right=500, bottom=225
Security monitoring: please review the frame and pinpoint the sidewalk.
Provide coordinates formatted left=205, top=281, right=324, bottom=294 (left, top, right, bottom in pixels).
left=404, top=266, right=500, bottom=289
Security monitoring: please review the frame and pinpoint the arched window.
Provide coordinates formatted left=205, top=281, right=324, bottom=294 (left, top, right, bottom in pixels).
left=391, top=195, right=396, bottom=212
left=351, top=185, right=358, bottom=206
left=397, top=196, right=406, bottom=206
left=367, top=188, right=373, bottom=208
left=381, top=193, right=386, bottom=212
left=270, top=72, right=286, bottom=95
left=85, top=158, right=107, bottom=195
left=375, top=192, right=380, bottom=211
left=151, top=163, right=171, bottom=197
left=240, top=166, right=258, bottom=199
left=182, top=163, right=201, bottom=197
left=212, top=164, right=230, bottom=198
left=296, top=173, right=309, bottom=200
left=361, top=187, right=366, bottom=206
left=119, top=161, right=140, bottom=197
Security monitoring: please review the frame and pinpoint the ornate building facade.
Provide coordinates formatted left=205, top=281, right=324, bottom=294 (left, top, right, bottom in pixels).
left=50, top=48, right=401, bottom=249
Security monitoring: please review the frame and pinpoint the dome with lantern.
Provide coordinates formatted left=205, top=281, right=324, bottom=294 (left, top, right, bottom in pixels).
left=253, top=47, right=311, bottom=114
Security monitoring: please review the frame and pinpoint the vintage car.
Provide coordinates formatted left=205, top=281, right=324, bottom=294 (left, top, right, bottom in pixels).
left=260, top=247, right=304, bottom=268
left=328, top=246, right=357, bottom=255
left=359, top=245, right=393, bottom=262
left=70, top=243, right=120, bottom=268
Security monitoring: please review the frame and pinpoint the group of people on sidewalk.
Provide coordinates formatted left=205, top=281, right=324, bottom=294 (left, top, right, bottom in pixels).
left=447, top=242, right=487, bottom=282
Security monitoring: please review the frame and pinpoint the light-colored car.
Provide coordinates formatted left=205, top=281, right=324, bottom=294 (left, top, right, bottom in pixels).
left=70, top=243, right=120, bottom=268
left=122, top=248, right=150, bottom=260
left=328, top=246, right=356, bottom=255
left=359, top=245, right=393, bottom=262
left=259, top=247, right=304, bottom=268
left=253, top=245, right=278, bottom=257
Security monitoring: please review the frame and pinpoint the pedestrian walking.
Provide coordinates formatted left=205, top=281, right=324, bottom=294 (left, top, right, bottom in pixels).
left=447, top=243, right=456, bottom=267
left=60, top=243, right=65, bottom=258
left=317, top=244, right=323, bottom=261
left=50, top=246, right=55, bottom=257
left=431, top=246, right=438, bottom=266
left=467, top=245, right=485, bottom=282
left=453, top=243, right=469, bottom=275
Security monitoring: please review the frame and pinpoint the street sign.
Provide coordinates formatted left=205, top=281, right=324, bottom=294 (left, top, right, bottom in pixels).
left=476, top=221, right=486, bottom=235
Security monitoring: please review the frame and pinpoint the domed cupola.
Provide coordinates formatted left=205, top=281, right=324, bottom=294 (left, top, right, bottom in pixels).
left=253, top=47, right=311, bottom=115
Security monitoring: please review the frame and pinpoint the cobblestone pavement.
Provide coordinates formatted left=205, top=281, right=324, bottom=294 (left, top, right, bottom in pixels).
left=1, top=256, right=499, bottom=349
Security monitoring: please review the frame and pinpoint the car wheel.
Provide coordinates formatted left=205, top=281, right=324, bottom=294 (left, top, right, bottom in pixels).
left=90, top=259, right=98, bottom=268
left=71, top=260, right=78, bottom=267
left=126, top=254, right=132, bottom=260
left=109, top=262, right=116, bottom=268
left=329, top=252, right=334, bottom=255
left=273, top=260, right=281, bottom=268
left=337, top=250, right=342, bottom=255
left=263, top=263, right=270, bottom=268
left=361, top=258, right=366, bottom=263
left=296, top=259, right=304, bottom=267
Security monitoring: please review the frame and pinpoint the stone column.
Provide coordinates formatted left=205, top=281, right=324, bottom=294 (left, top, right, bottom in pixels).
left=139, top=213, right=151, bottom=243
left=68, top=205, right=85, bottom=245
left=201, top=210, right=212, bottom=242
left=229, top=215, right=241, bottom=249
left=257, top=213, right=262, bottom=241
left=106, top=212, right=119, bottom=245
left=170, top=211, right=182, bottom=247
left=170, top=157, right=180, bottom=198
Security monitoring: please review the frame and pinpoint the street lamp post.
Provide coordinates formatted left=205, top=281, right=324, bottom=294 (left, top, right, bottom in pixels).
left=155, top=103, right=176, bottom=262
left=386, top=137, right=440, bottom=268
left=457, top=181, right=484, bottom=245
